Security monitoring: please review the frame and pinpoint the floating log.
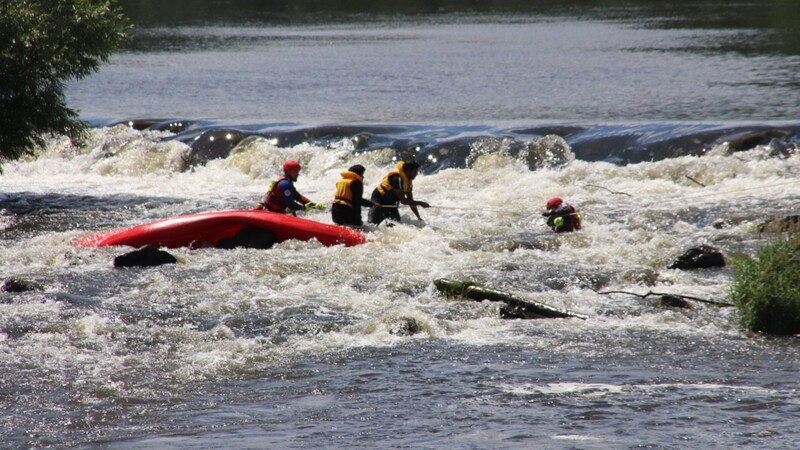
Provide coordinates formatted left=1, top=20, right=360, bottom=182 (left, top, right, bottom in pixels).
left=433, top=278, right=586, bottom=320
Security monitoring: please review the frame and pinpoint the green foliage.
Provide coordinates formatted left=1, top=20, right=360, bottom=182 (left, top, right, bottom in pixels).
left=730, top=237, right=800, bottom=336
left=0, top=0, right=130, bottom=165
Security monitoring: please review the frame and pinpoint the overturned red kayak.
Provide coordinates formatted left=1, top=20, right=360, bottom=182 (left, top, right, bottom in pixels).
left=74, top=210, right=366, bottom=249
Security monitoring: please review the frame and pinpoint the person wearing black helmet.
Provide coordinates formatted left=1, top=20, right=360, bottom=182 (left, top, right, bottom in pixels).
left=542, top=197, right=582, bottom=232
left=255, top=160, right=325, bottom=214
left=331, top=164, right=376, bottom=227
left=368, top=160, right=430, bottom=226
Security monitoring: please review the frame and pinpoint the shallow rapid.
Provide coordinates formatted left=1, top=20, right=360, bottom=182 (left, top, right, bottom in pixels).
left=3, top=4, right=800, bottom=448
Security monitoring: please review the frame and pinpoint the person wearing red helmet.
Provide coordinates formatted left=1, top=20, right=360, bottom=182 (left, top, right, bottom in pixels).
left=542, top=197, right=582, bottom=232
left=255, top=160, right=325, bottom=214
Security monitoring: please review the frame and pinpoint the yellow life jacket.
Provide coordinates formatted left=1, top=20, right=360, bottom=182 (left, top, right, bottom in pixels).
left=333, top=171, right=363, bottom=207
left=376, top=161, right=412, bottom=197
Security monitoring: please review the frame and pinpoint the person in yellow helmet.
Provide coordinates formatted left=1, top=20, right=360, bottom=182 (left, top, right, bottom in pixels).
left=542, top=197, right=582, bottom=232
left=368, top=161, right=430, bottom=226
left=255, top=160, right=325, bottom=214
left=331, top=164, right=377, bottom=227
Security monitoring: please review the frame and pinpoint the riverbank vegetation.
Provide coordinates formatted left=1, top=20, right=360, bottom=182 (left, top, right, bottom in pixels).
left=0, top=0, right=129, bottom=168
left=730, top=237, right=800, bottom=336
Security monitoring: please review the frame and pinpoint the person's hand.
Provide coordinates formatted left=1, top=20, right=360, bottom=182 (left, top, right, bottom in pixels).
left=416, top=201, right=431, bottom=208
left=304, top=202, right=325, bottom=211
left=542, top=211, right=551, bottom=217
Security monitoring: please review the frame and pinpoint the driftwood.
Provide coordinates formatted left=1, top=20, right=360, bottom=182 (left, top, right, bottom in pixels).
left=584, top=184, right=632, bottom=196
left=684, top=175, right=706, bottom=187
left=589, top=287, right=734, bottom=308
left=434, top=278, right=587, bottom=320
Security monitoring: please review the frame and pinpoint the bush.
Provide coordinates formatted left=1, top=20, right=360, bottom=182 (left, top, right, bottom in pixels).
left=730, top=237, right=800, bottom=336
left=0, top=1, right=130, bottom=166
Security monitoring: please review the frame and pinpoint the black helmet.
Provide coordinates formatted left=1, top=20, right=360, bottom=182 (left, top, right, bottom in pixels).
left=348, top=164, right=366, bottom=176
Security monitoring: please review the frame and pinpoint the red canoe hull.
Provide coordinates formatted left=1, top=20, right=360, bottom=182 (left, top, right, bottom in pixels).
left=73, top=210, right=366, bottom=249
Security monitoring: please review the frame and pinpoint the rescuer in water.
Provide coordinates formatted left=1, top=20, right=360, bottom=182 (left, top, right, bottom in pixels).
left=331, top=164, right=377, bottom=227
left=542, top=197, right=582, bottom=232
left=368, top=161, right=430, bottom=226
left=256, top=160, right=325, bottom=214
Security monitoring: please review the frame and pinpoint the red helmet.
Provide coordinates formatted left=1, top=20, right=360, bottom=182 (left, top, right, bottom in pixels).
left=283, top=160, right=302, bottom=173
left=546, top=197, right=563, bottom=210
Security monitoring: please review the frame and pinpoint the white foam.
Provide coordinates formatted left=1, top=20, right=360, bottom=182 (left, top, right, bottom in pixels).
left=2, top=130, right=799, bottom=380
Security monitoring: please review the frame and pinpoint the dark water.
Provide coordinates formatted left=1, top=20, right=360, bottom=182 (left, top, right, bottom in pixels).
left=73, top=1, right=800, bottom=170
left=3, top=1, right=800, bottom=448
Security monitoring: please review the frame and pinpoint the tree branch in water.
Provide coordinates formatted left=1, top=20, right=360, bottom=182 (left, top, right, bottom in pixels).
left=586, top=286, right=734, bottom=307
left=584, top=185, right=632, bottom=196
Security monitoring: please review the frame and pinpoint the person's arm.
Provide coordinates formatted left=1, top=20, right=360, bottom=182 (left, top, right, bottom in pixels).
left=408, top=194, right=421, bottom=220
left=288, top=181, right=325, bottom=210
left=399, top=191, right=430, bottom=209
left=351, top=180, right=369, bottom=207
left=551, top=204, right=574, bottom=217
left=402, top=191, right=424, bottom=220
left=279, top=179, right=305, bottom=211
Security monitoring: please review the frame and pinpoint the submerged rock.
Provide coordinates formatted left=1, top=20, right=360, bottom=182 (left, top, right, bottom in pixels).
left=524, top=134, right=574, bottom=170
left=114, top=245, right=178, bottom=268
left=668, top=245, right=725, bottom=270
left=716, top=128, right=791, bottom=152
left=657, top=295, right=692, bottom=309
left=389, top=317, right=422, bottom=336
left=758, top=215, right=800, bottom=235
left=184, top=128, right=246, bottom=168
left=1, top=277, right=44, bottom=293
left=766, top=138, right=797, bottom=159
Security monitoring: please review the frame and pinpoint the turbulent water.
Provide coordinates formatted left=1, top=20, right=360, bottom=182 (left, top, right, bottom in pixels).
left=3, top=2, right=800, bottom=448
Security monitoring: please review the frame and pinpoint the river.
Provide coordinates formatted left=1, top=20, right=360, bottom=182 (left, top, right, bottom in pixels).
left=2, top=1, right=799, bottom=448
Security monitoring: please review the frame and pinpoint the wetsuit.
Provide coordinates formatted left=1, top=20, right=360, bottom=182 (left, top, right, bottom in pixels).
left=546, top=203, right=582, bottom=232
left=259, top=176, right=310, bottom=214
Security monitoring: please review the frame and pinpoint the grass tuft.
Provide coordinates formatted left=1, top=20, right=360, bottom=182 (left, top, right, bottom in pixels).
left=730, top=237, right=800, bottom=336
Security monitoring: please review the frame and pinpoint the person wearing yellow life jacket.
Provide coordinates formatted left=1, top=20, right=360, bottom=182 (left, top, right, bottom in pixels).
left=331, top=164, right=377, bottom=227
left=255, top=160, right=325, bottom=214
left=368, top=160, right=430, bottom=226
left=542, top=197, right=582, bottom=232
